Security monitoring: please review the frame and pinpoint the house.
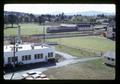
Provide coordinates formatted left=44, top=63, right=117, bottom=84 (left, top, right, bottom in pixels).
left=4, top=43, right=55, bottom=67
left=106, top=21, right=115, bottom=40
left=103, top=51, right=115, bottom=66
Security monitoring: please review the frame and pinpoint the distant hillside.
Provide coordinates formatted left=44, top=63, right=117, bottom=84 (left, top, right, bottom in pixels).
left=4, top=11, right=115, bottom=16
left=66, top=11, right=115, bottom=16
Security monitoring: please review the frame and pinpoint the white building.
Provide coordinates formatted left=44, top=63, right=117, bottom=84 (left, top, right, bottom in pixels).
left=103, top=51, right=115, bottom=66
left=4, top=43, right=55, bottom=67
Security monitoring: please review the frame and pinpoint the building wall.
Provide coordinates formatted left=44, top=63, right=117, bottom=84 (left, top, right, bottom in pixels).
left=104, top=57, right=115, bottom=66
left=106, top=27, right=113, bottom=38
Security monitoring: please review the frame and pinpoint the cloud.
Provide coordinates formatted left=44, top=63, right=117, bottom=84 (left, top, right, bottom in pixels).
left=4, top=4, right=115, bottom=14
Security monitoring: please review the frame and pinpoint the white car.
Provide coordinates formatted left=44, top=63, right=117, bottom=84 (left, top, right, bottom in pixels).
left=40, top=74, right=47, bottom=78
left=22, top=74, right=29, bottom=78
left=25, top=76, right=34, bottom=80
left=31, top=74, right=41, bottom=79
left=27, top=71, right=36, bottom=75
left=22, top=71, right=49, bottom=80
left=22, top=71, right=43, bottom=79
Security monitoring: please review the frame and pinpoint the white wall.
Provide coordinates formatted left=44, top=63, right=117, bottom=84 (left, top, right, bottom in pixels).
left=4, top=47, right=55, bottom=66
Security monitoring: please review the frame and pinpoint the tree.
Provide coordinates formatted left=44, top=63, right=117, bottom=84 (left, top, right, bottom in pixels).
left=38, top=15, right=45, bottom=24
left=29, top=14, right=36, bottom=22
left=61, top=12, right=65, bottom=21
left=24, top=16, right=30, bottom=23
left=4, top=15, right=9, bottom=24
left=8, top=14, right=19, bottom=27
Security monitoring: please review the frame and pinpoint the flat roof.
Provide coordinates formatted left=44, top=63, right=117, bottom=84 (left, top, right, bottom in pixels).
left=4, top=43, right=52, bottom=52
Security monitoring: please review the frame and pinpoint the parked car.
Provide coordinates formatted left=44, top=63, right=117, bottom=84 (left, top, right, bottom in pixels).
left=22, top=71, right=49, bottom=80
left=27, top=71, right=37, bottom=75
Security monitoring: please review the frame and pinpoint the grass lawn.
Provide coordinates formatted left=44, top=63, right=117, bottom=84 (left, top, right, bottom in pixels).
left=47, top=36, right=115, bottom=52
left=43, top=58, right=115, bottom=79
left=55, top=45, right=97, bottom=58
left=4, top=23, right=46, bottom=36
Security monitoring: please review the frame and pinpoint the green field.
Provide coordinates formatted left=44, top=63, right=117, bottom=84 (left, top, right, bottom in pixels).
left=47, top=36, right=115, bottom=52
left=55, top=45, right=97, bottom=58
left=4, top=23, right=46, bottom=36
left=43, top=58, right=115, bottom=79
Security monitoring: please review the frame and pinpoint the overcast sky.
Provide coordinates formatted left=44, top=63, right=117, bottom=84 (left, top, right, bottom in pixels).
left=4, top=4, right=115, bottom=15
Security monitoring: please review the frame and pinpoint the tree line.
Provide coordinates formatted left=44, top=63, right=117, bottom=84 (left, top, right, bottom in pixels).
left=4, top=12, right=68, bottom=28
left=4, top=11, right=115, bottom=28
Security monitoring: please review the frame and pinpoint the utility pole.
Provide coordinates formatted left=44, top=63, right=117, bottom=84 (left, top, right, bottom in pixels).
left=17, top=25, right=21, bottom=44
left=10, top=36, right=16, bottom=80
left=43, top=27, right=45, bottom=43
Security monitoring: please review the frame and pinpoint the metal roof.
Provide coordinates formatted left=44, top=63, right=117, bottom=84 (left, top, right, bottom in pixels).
left=103, top=51, right=115, bottom=59
left=60, top=24, right=77, bottom=27
left=4, top=43, right=51, bottom=52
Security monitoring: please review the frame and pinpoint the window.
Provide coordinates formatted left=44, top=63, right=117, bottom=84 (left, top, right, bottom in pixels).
left=28, top=55, right=31, bottom=60
left=107, top=57, right=110, bottom=60
left=8, top=57, right=18, bottom=62
left=48, top=52, right=53, bottom=58
left=34, top=54, right=37, bottom=59
left=14, top=57, right=17, bottom=62
left=22, top=56, right=24, bottom=61
left=25, top=55, right=28, bottom=60
left=34, top=54, right=43, bottom=59
left=111, top=58, right=114, bottom=61
left=37, top=54, right=40, bottom=59
left=40, top=54, right=43, bottom=58
left=22, top=55, right=31, bottom=61
left=8, top=57, right=12, bottom=63
left=39, top=54, right=43, bottom=59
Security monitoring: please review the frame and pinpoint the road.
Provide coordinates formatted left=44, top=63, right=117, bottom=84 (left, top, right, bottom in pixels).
left=4, top=51, right=101, bottom=80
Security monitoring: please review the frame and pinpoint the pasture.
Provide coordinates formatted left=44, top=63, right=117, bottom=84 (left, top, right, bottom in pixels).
left=47, top=36, right=115, bottom=52
left=43, top=58, right=115, bottom=79
left=4, top=23, right=46, bottom=36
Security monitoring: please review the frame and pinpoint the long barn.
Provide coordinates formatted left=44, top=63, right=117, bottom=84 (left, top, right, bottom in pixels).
left=47, top=23, right=93, bottom=33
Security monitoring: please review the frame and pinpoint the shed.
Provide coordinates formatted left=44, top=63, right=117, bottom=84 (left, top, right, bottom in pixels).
left=103, top=51, right=115, bottom=66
